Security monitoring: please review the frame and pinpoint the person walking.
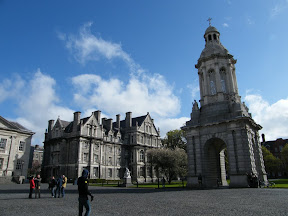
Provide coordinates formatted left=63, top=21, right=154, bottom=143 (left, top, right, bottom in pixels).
left=61, top=174, right=67, bottom=197
left=28, top=176, right=35, bottom=199
left=78, top=169, right=94, bottom=216
left=49, top=176, right=57, bottom=197
left=161, top=177, right=166, bottom=188
left=55, top=175, right=63, bottom=198
left=34, top=174, right=41, bottom=198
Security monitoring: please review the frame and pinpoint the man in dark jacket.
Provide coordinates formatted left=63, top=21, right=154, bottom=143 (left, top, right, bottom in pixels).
left=78, top=169, right=94, bottom=216
left=34, top=174, right=41, bottom=198
left=55, top=175, right=63, bottom=198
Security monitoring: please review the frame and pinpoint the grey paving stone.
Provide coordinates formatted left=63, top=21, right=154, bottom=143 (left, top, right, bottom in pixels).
left=0, top=183, right=287, bottom=216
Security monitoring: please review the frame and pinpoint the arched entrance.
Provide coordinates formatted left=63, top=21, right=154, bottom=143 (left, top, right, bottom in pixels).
left=204, top=138, right=228, bottom=188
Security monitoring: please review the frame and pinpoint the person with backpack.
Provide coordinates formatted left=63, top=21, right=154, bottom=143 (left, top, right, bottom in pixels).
left=78, top=169, right=94, bottom=216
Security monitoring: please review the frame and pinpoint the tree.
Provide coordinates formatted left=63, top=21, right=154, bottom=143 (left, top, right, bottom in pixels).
left=147, top=148, right=187, bottom=183
left=262, top=146, right=281, bottom=177
left=28, top=160, right=41, bottom=176
left=162, top=129, right=187, bottom=151
left=281, top=144, right=288, bottom=174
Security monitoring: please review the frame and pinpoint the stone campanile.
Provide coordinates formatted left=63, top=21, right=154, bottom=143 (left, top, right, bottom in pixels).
left=182, top=23, right=267, bottom=188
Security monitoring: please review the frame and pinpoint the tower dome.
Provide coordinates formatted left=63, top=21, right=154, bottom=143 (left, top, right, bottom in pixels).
left=199, top=25, right=229, bottom=59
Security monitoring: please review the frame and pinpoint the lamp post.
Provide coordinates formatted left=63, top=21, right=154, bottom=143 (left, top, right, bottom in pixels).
left=21, top=161, right=24, bottom=176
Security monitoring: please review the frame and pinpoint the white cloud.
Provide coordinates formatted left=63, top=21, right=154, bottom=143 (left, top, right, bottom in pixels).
left=270, top=1, right=288, bottom=17
left=222, top=23, right=229, bottom=28
left=244, top=93, right=288, bottom=141
left=64, top=22, right=144, bottom=75
left=3, top=70, right=74, bottom=145
left=67, top=22, right=182, bottom=122
left=187, top=84, right=200, bottom=99
left=156, top=117, right=190, bottom=138
left=71, top=72, right=181, bottom=119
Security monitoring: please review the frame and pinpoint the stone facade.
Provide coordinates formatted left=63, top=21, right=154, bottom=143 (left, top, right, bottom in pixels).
left=42, top=111, right=161, bottom=183
left=182, top=25, right=267, bottom=188
left=0, top=116, right=34, bottom=182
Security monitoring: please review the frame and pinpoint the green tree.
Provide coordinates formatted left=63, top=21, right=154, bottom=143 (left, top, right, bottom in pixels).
left=147, top=148, right=187, bottom=183
left=281, top=144, right=288, bottom=173
left=162, top=129, right=187, bottom=151
left=262, top=146, right=281, bottom=176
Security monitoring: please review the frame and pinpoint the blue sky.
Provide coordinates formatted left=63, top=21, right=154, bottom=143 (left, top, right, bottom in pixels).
left=0, top=0, right=287, bottom=145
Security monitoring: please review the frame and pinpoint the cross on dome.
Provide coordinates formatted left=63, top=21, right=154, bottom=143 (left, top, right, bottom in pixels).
left=207, top=17, right=212, bottom=26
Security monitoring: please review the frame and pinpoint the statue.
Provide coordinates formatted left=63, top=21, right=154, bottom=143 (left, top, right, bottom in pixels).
left=124, top=167, right=131, bottom=178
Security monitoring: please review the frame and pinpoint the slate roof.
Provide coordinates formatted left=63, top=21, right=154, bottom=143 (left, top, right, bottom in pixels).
left=0, top=115, right=34, bottom=134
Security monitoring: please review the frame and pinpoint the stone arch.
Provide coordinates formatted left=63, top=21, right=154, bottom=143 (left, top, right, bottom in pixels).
left=203, top=138, right=229, bottom=188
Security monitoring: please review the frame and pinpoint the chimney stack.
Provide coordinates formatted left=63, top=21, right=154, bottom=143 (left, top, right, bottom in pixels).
left=48, top=120, right=55, bottom=133
left=116, top=114, right=120, bottom=129
left=125, top=112, right=132, bottom=128
left=73, top=111, right=81, bottom=132
left=94, top=110, right=101, bottom=123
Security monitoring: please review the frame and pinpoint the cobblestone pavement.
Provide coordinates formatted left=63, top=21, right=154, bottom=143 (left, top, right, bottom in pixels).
left=0, top=183, right=287, bottom=216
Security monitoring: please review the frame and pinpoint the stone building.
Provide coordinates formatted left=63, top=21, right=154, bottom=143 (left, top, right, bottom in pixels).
left=28, top=145, right=44, bottom=175
left=182, top=23, right=267, bottom=188
left=0, top=116, right=34, bottom=183
left=42, top=111, right=161, bottom=182
left=261, top=135, right=288, bottom=159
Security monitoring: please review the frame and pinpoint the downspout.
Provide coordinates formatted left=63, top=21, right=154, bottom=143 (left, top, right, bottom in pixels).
left=6, top=136, right=13, bottom=176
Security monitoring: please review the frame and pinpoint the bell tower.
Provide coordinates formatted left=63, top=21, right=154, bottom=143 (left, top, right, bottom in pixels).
left=182, top=22, right=268, bottom=188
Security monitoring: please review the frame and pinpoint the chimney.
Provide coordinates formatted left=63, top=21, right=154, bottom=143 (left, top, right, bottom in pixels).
left=125, top=112, right=132, bottom=128
left=48, top=120, right=55, bottom=133
left=116, top=114, right=120, bottom=129
left=102, top=117, right=107, bottom=129
left=73, top=111, right=81, bottom=132
left=107, top=118, right=113, bottom=131
left=261, top=134, right=265, bottom=143
left=94, top=110, right=101, bottom=123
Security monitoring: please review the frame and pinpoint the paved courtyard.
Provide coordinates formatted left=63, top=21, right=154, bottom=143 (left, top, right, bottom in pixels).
left=0, top=183, right=287, bottom=216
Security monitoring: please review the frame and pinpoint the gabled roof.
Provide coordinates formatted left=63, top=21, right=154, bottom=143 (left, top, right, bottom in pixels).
left=0, top=115, right=34, bottom=134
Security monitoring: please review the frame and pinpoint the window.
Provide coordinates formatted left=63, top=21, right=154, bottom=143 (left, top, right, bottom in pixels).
left=140, top=167, right=145, bottom=177
left=16, top=159, right=22, bottom=170
left=208, top=34, right=212, bottom=41
left=19, top=141, right=25, bottom=151
left=117, top=147, right=121, bottom=155
left=108, top=168, right=112, bottom=178
left=93, top=167, right=99, bottom=177
left=141, top=136, right=144, bottom=143
left=117, top=157, right=121, bottom=166
left=83, top=153, right=89, bottom=162
left=108, top=146, right=112, bottom=153
left=0, top=138, right=7, bottom=150
left=110, top=135, right=113, bottom=141
left=94, top=154, right=99, bottom=163
left=213, top=34, right=216, bottom=40
left=108, top=157, right=112, bottom=165
left=116, top=169, right=120, bottom=177
left=220, top=68, right=227, bottom=93
left=0, top=158, right=3, bottom=169
left=139, top=150, right=144, bottom=162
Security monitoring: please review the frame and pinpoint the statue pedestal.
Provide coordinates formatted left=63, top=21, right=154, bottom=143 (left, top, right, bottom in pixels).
left=124, top=177, right=133, bottom=187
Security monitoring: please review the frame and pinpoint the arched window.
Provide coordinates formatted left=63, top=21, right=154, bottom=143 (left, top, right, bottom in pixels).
left=139, top=150, right=144, bottom=162
left=208, top=69, right=216, bottom=95
left=208, top=35, right=212, bottom=41
left=220, top=68, right=227, bottom=93
left=213, top=34, right=216, bottom=40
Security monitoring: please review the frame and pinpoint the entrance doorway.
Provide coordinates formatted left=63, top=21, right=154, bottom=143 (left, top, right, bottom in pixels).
left=204, top=138, right=229, bottom=187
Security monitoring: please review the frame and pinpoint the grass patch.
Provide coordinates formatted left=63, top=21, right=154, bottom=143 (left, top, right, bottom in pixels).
left=268, top=179, right=288, bottom=188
